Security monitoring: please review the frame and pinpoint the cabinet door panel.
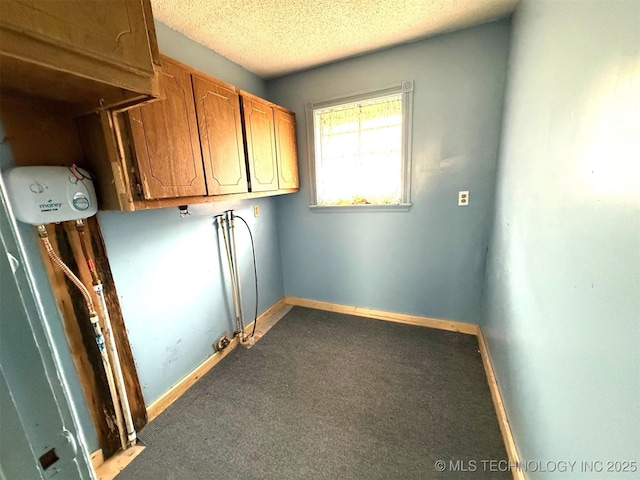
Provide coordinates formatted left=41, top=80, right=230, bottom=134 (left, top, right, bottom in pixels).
left=0, top=0, right=154, bottom=75
left=242, top=97, right=278, bottom=192
left=274, top=109, right=299, bottom=189
left=128, top=61, right=206, bottom=199
left=192, top=76, right=248, bottom=195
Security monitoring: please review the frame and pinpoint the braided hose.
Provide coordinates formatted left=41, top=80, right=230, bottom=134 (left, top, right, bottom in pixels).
left=38, top=226, right=94, bottom=313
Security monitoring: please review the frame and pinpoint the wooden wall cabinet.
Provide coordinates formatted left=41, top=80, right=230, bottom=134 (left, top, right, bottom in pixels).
left=120, top=57, right=250, bottom=201
left=80, top=56, right=299, bottom=210
left=274, top=108, right=300, bottom=190
left=192, top=74, right=248, bottom=195
left=241, top=92, right=300, bottom=193
left=128, top=60, right=206, bottom=199
left=242, top=95, right=279, bottom=192
left=0, top=0, right=160, bottom=113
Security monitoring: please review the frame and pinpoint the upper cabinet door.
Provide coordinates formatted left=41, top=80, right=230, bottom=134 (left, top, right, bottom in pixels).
left=0, top=0, right=154, bottom=71
left=242, top=97, right=279, bottom=192
left=192, top=75, right=248, bottom=195
left=0, top=0, right=160, bottom=109
left=274, top=109, right=299, bottom=190
left=128, top=60, right=206, bottom=199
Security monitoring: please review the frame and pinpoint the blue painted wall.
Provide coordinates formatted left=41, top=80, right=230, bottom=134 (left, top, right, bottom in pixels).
left=267, top=21, right=511, bottom=323
left=481, top=0, right=640, bottom=475
left=97, top=22, right=285, bottom=405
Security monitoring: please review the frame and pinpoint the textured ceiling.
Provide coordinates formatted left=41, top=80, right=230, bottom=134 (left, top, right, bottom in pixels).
left=151, top=0, right=518, bottom=79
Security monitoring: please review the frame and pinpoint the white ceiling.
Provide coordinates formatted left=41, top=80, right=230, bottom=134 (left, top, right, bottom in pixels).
left=151, top=0, right=518, bottom=79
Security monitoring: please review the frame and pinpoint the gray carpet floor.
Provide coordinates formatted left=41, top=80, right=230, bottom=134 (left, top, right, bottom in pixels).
left=117, top=307, right=509, bottom=479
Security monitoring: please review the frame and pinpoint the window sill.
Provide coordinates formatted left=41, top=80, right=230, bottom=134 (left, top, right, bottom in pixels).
left=309, top=203, right=412, bottom=213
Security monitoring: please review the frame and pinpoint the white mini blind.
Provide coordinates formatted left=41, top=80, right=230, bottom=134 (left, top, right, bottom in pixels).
left=313, top=93, right=403, bottom=206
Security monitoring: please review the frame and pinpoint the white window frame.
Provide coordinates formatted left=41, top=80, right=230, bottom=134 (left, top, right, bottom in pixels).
left=305, top=81, right=414, bottom=212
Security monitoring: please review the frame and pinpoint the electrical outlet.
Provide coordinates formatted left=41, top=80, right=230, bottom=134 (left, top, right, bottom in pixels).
left=458, top=191, right=469, bottom=206
left=253, top=205, right=260, bottom=217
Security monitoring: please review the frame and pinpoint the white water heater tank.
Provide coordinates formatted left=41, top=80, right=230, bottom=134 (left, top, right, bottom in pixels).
left=4, top=166, right=98, bottom=225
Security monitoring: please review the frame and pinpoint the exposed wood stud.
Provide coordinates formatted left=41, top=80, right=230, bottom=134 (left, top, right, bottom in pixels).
left=90, top=216, right=147, bottom=431
left=94, top=444, right=145, bottom=480
left=40, top=223, right=121, bottom=458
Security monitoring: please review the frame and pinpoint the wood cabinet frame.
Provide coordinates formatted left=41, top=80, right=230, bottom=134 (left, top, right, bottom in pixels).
left=127, top=59, right=207, bottom=199
left=80, top=56, right=300, bottom=211
left=0, top=0, right=161, bottom=114
left=240, top=90, right=300, bottom=193
left=192, top=73, right=248, bottom=195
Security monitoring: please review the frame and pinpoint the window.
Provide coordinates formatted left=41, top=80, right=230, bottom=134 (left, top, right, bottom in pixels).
left=305, top=81, right=413, bottom=210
